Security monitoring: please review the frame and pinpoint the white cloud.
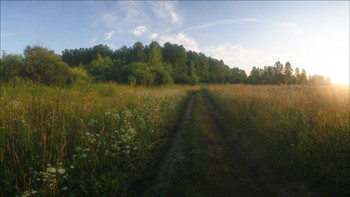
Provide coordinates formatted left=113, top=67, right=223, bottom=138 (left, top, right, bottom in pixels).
left=133, top=26, right=147, bottom=36
left=106, top=43, right=116, bottom=49
left=278, top=22, right=303, bottom=35
left=158, top=32, right=199, bottom=52
left=93, top=11, right=120, bottom=29
left=203, top=44, right=275, bottom=73
left=187, top=18, right=259, bottom=30
left=89, top=38, right=97, bottom=45
left=149, top=33, right=159, bottom=39
left=254, top=12, right=303, bottom=35
left=91, top=2, right=148, bottom=31
left=150, top=1, right=181, bottom=26
left=104, top=30, right=115, bottom=40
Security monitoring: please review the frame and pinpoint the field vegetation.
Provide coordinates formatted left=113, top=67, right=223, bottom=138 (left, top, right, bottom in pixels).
left=0, top=83, right=196, bottom=196
left=0, top=41, right=346, bottom=196
left=205, top=84, right=349, bottom=195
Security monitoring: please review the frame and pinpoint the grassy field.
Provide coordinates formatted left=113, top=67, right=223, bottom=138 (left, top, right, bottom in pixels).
left=0, top=83, right=196, bottom=196
left=206, top=84, right=349, bottom=195
left=1, top=83, right=349, bottom=196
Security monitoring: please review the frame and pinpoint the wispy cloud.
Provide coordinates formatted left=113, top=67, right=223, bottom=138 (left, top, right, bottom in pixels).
left=91, top=2, right=148, bottom=30
left=158, top=32, right=199, bottom=52
left=278, top=22, right=302, bottom=34
left=133, top=26, right=147, bottom=36
left=104, top=30, right=115, bottom=40
left=203, top=44, right=275, bottom=72
left=150, top=1, right=181, bottom=26
left=149, top=33, right=159, bottom=39
left=187, top=18, right=259, bottom=30
left=254, top=12, right=303, bottom=35
left=106, top=43, right=116, bottom=49
left=89, top=38, right=97, bottom=45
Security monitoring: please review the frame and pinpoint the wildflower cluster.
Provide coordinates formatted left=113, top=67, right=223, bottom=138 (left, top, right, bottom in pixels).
left=1, top=84, right=191, bottom=196
left=18, top=163, right=68, bottom=197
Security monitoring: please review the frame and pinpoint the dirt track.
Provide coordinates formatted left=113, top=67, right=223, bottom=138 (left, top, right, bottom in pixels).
left=143, top=91, right=315, bottom=197
left=142, top=93, right=195, bottom=197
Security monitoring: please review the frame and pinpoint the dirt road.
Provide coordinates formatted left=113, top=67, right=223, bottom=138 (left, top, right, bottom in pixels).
left=143, top=91, right=314, bottom=197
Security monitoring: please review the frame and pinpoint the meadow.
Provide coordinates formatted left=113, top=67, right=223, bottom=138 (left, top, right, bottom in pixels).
left=1, top=83, right=349, bottom=196
left=206, top=84, right=349, bottom=195
left=0, top=83, right=195, bottom=196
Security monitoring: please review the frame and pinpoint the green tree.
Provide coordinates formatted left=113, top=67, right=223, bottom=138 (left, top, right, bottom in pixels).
left=300, top=68, right=308, bottom=85
left=228, top=67, right=247, bottom=84
left=273, top=61, right=284, bottom=84
left=198, top=53, right=209, bottom=81
left=132, top=63, right=154, bottom=86
left=295, top=67, right=300, bottom=84
left=148, top=41, right=163, bottom=69
left=261, top=66, right=274, bottom=84
left=24, top=45, right=70, bottom=86
left=162, top=42, right=188, bottom=77
left=92, top=44, right=114, bottom=59
left=152, top=67, right=174, bottom=85
left=115, top=46, right=132, bottom=66
left=87, top=54, right=113, bottom=81
left=131, top=42, right=147, bottom=62
left=0, top=53, right=25, bottom=82
left=248, top=66, right=263, bottom=84
left=284, top=61, right=293, bottom=84
left=69, top=65, right=92, bottom=86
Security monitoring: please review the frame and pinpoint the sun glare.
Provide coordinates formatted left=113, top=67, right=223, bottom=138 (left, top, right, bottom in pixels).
left=330, top=71, right=350, bottom=85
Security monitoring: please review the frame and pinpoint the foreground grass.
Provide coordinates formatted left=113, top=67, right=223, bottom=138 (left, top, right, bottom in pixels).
left=206, top=84, right=349, bottom=196
left=0, top=83, right=196, bottom=196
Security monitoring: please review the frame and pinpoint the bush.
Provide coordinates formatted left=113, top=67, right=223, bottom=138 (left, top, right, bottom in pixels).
left=69, top=66, right=92, bottom=87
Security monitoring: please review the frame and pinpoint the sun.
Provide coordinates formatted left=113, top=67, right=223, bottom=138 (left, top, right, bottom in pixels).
left=330, top=71, right=349, bottom=85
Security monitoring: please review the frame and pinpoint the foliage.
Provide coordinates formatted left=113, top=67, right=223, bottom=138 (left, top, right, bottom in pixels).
left=87, top=54, right=112, bottom=81
left=68, top=66, right=92, bottom=86
left=1, top=42, right=331, bottom=86
left=0, top=83, right=196, bottom=196
left=0, top=53, right=25, bottom=82
left=24, top=45, right=71, bottom=86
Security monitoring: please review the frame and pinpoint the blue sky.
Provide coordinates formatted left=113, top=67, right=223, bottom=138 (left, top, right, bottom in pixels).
left=1, top=1, right=349, bottom=84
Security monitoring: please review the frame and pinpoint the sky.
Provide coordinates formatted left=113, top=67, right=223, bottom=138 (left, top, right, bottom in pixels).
left=1, top=1, right=349, bottom=84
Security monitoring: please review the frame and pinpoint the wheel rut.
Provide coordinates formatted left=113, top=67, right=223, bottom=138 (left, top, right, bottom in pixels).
left=202, top=92, right=316, bottom=197
left=142, top=93, right=195, bottom=197
left=143, top=91, right=316, bottom=197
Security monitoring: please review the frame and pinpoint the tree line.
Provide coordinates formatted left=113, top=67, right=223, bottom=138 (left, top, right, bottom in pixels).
left=0, top=41, right=330, bottom=86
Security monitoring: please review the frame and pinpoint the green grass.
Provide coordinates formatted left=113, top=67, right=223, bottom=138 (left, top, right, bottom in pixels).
left=205, top=84, right=350, bottom=196
left=0, top=83, right=196, bottom=196
left=169, top=92, right=271, bottom=197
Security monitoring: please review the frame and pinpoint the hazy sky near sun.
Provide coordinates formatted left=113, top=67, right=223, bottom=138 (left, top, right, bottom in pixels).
left=1, top=1, right=349, bottom=84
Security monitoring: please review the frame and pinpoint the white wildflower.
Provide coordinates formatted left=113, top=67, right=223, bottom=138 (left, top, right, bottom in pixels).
left=58, top=168, right=65, bottom=174
left=47, top=167, right=56, bottom=173
left=22, top=190, right=31, bottom=197
left=31, top=189, right=38, bottom=194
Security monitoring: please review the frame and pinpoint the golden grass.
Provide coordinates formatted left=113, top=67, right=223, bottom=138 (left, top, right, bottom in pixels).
left=207, top=84, right=349, bottom=194
left=0, top=83, right=197, bottom=196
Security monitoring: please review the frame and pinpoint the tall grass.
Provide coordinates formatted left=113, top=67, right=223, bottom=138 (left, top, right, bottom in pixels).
left=0, top=83, right=195, bottom=196
left=206, top=84, right=349, bottom=195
